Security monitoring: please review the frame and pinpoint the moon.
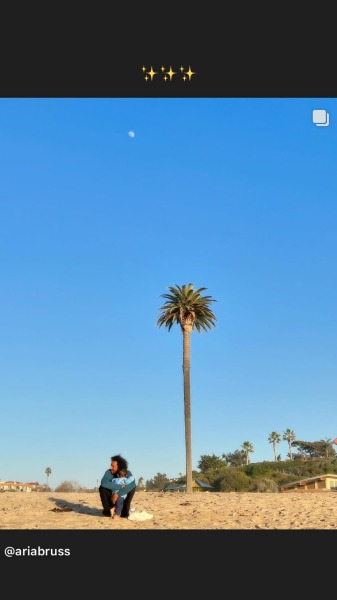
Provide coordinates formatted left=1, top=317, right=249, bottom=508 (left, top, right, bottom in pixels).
left=128, top=131, right=135, bottom=138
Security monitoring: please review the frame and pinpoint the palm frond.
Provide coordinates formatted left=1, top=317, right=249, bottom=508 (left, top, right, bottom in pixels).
left=157, top=283, right=217, bottom=333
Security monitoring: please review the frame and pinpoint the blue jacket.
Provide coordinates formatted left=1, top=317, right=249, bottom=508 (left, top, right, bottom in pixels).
left=100, top=469, right=136, bottom=497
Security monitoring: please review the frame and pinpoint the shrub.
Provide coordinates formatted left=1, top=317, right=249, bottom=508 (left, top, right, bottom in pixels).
left=244, top=462, right=275, bottom=478
left=249, top=478, right=279, bottom=493
left=218, top=469, right=250, bottom=492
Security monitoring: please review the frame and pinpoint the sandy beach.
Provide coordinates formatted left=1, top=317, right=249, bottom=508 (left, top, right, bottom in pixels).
left=1, top=490, right=337, bottom=530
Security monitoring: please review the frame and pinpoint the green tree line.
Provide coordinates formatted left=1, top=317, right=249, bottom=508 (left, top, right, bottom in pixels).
left=145, top=436, right=337, bottom=492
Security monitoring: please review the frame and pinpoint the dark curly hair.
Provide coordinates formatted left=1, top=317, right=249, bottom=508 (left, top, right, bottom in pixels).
left=111, top=454, right=128, bottom=475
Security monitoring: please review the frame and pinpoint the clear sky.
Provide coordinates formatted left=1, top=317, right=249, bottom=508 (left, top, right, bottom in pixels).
left=1, top=97, right=336, bottom=489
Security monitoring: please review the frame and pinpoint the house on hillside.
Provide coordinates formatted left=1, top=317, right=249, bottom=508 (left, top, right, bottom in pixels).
left=164, top=479, right=213, bottom=492
left=280, top=473, right=337, bottom=492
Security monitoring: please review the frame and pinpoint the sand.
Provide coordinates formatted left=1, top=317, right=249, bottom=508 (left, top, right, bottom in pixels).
left=1, top=489, right=337, bottom=529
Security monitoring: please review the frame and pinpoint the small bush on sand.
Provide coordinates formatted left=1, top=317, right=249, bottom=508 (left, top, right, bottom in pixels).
left=249, top=478, right=279, bottom=493
left=218, top=469, right=250, bottom=492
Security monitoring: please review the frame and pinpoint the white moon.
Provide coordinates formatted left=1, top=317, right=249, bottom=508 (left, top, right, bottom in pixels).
left=128, top=131, right=135, bottom=138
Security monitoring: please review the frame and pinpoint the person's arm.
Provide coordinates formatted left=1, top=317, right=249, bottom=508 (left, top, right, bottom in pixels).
left=114, top=471, right=136, bottom=497
left=100, top=470, right=125, bottom=493
left=122, top=475, right=134, bottom=486
left=101, top=469, right=136, bottom=495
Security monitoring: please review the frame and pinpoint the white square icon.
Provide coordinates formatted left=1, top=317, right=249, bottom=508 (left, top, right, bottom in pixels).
left=312, top=109, right=330, bottom=126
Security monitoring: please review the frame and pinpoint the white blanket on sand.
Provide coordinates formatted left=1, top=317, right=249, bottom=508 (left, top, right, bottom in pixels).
left=128, top=510, right=153, bottom=521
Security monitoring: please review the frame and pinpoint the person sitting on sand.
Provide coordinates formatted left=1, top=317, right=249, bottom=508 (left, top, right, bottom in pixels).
left=110, top=468, right=134, bottom=519
left=99, top=454, right=136, bottom=518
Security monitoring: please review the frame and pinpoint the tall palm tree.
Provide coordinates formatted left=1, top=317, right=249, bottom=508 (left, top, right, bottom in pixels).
left=268, top=431, right=281, bottom=461
left=241, top=441, right=254, bottom=465
left=45, top=467, right=52, bottom=488
left=282, top=428, right=296, bottom=460
left=157, top=283, right=217, bottom=494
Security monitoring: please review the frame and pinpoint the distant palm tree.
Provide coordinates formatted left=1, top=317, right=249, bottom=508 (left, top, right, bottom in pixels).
left=268, top=431, right=281, bottom=461
left=241, top=441, right=254, bottom=465
left=282, top=428, right=296, bottom=460
left=45, top=467, right=52, bottom=488
left=157, top=283, right=217, bottom=494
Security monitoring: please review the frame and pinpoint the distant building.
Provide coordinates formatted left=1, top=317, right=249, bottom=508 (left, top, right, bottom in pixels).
left=280, top=473, right=337, bottom=492
left=0, top=481, right=40, bottom=492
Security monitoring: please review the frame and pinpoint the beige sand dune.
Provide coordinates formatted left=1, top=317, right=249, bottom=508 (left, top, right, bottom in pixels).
left=1, top=490, right=337, bottom=530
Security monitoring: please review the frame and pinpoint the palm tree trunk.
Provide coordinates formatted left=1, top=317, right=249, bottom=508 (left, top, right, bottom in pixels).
left=182, top=326, right=193, bottom=494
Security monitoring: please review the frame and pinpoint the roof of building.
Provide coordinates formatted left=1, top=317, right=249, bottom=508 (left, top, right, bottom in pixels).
left=164, top=479, right=213, bottom=491
left=194, top=479, right=213, bottom=489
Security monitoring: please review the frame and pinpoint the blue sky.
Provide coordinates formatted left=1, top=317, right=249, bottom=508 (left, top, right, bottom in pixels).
left=1, top=97, right=336, bottom=489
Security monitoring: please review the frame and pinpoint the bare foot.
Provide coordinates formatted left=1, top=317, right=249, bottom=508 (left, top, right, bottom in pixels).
left=113, top=514, right=121, bottom=519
